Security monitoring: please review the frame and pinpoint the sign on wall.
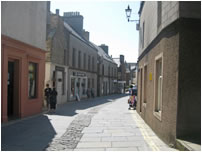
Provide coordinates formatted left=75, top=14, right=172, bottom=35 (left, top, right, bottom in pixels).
left=149, top=72, right=152, bottom=80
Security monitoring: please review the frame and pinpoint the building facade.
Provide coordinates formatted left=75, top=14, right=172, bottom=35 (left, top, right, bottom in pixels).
left=46, top=9, right=69, bottom=105
left=63, top=12, right=98, bottom=101
left=93, top=44, right=118, bottom=96
left=137, top=1, right=201, bottom=146
left=1, top=1, right=47, bottom=122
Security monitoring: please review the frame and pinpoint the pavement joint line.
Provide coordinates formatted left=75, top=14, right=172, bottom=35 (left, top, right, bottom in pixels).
left=131, top=111, right=160, bottom=151
left=45, top=99, right=116, bottom=151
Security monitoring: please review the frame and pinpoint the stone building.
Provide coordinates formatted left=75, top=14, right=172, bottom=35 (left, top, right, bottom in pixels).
left=1, top=1, right=47, bottom=122
left=92, top=44, right=118, bottom=96
left=113, top=55, right=127, bottom=93
left=63, top=12, right=98, bottom=101
left=46, top=8, right=69, bottom=105
left=137, top=1, right=201, bottom=147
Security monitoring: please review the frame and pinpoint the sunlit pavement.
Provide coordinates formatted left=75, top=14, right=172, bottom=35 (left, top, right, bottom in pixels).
left=1, top=94, right=177, bottom=151
left=74, top=95, right=177, bottom=151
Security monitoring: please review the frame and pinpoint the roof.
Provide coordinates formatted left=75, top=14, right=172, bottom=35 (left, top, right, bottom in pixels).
left=91, top=42, right=116, bottom=64
left=113, top=58, right=121, bottom=67
left=138, top=1, right=145, bottom=15
left=64, top=22, right=97, bottom=52
left=64, top=22, right=85, bottom=42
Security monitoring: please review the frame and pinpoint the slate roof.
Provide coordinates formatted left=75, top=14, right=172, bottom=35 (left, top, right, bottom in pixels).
left=90, top=43, right=116, bottom=64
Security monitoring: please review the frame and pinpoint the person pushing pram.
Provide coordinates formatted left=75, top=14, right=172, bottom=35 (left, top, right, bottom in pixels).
left=128, top=85, right=137, bottom=110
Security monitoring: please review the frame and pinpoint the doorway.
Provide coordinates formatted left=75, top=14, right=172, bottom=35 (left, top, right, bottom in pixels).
left=7, top=61, right=19, bottom=120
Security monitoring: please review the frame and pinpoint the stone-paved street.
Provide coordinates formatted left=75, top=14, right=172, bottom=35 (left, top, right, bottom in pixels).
left=2, top=94, right=177, bottom=151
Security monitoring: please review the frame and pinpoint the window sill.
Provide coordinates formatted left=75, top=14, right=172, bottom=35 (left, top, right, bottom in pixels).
left=153, top=111, right=162, bottom=121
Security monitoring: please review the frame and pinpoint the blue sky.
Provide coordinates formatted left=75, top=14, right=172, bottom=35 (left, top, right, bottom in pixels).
left=50, top=0, right=140, bottom=62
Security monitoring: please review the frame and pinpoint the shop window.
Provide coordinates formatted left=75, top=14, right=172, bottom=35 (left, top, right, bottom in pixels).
left=82, top=79, right=86, bottom=95
left=154, top=53, right=163, bottom=120
left=28, top=62, right=37, bottom=99
left=71, top=78, right=75, bottom=97
left=92, top=78, right=94, bottom=88
left=88, top=78, right=90, bottom=88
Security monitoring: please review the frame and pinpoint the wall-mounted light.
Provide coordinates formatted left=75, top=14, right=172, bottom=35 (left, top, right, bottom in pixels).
left=125, top=5, right=140, bottom=30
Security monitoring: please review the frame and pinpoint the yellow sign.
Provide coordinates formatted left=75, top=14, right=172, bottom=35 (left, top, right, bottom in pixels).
left=149, top=72, right=152, bottom=80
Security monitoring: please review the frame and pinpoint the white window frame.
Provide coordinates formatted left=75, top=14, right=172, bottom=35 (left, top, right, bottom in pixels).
left=153, top=53, right=163, bottom=121
left=143, top=63, right=148, bottom=108
left=138, top=66, right=143, bottom=113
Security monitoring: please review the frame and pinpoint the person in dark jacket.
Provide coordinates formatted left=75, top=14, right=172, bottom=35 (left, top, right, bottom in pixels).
left=44, top=84, right=52, bottom=109
left=50, top=87, right=58, bottom=112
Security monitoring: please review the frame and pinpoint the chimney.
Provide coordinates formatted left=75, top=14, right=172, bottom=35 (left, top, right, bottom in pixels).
left=83, top=30, right=90, bottom=41
left=99, top=44, right=108, bottom=55
left=56, top=9, right=59, bottom=16
left=63, top=12, right=83, bottom=36
left=120, top=55, right=124, bottom=64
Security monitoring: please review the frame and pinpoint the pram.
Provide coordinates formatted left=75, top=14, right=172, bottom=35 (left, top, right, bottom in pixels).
left=128, top=95, right=136, bottom=110
left=128, top=86, right=137, bottom=110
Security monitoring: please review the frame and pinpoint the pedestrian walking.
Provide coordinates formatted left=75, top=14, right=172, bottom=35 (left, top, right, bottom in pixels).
left=44, top=84, right=52, bottom=110
left=50, top=87, right=58, bottom=113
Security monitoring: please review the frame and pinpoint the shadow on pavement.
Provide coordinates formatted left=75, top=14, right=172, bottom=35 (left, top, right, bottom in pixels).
left=1, top=94, right=128, bottom=151
left=1, top=115, right=56, bottom=151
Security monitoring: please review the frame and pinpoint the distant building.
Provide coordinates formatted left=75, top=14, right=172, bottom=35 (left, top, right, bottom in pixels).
left=1, top=1, right=47, bottom=122
left=92, top=44, right=118, bottom=96
left=127, top=63, right=138, bottom=86
left=137, top=1, right=201, bottom=147
left=113, top=55, right=127, bottom=93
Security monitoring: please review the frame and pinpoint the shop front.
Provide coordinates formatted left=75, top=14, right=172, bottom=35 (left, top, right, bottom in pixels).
left=70, top=71, right=87, bottom=101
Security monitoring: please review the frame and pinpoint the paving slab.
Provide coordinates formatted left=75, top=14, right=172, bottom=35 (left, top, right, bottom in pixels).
left=76, top=95, right=177, bottom=151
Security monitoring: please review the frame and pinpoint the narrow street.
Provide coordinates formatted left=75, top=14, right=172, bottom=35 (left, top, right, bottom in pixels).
left=2, top=94, right=176, bottom=151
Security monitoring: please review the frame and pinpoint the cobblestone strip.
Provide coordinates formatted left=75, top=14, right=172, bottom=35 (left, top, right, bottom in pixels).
left=45, top=105, right=105, bottom=151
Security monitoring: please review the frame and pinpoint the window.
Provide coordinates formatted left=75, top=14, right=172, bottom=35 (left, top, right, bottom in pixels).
left=142, top=21, right=145, bottom=48
left=71, top=77, right=75, bottom=97
left=84, top=53, right=86, bottom=69
left=88, top=55, right=91, bottom=71
left=139, top=68, right=143, bottom=112
left=154, top=53, right=163, bottom=119
left=108, top=66, right=110, bottom=76
left=82, top=79, right=86, bottom=95
left=28, top=62, right=37, bottom=99
left=143, top=65, right=147, bottom=104
left=102, top=64, right=104, bottom=75
left=92, top=57, right=94, bottom=72
left=78, top=51, right=81, bottom=69
left=88, top=78, right=90, bottom=88
left=157, top=1, right=162, bottom=28
left=72, top=48, right=76, bottom=67
left=92, top=78, right=94, bottom=88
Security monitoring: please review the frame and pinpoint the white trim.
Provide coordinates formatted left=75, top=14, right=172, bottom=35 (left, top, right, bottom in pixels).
left=143, top=64, right=148, bottom=104
left=153, top=52, right=163, bottom=121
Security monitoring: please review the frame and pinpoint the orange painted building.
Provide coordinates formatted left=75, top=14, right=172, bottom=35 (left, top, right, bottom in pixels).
left=1, top=35, right=45, bottom=122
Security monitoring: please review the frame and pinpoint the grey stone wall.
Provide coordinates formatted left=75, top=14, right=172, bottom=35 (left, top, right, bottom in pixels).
left=137, top=20, right=179, bottom=145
